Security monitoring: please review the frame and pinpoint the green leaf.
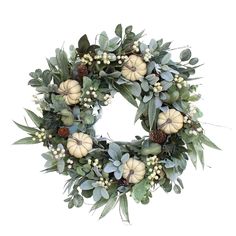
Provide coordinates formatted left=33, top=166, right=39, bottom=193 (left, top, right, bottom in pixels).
left=119, top=194, right=130, bottom=223
left=200, top=134, right=221, bottom=150
left=194, top=142, right=204, bottom=169
left=143, top=92, right=153, bottom=103
left=180, top=49, right=192, bottom=61
left=80, top=180, right=95, bottom=190
left=50, top=94, right=68, bottom=112
left=83, top=76, right=93, bottom=90
left=78, top=34, right=90, bottom=53
left=160, top=71, right=173, bottom=81
left=127, top=82, right=141, bottom=97
left=113, top=83, right=137, bottom=107
left=99, top=194, right=118, bottom=219
left=93, top=187, right=102, bottom=202
left=148, top=97, right=156, bottom=130
left=90, top=198, right=108, bottom=212
left=57, top=159, right=65, bottom=173
left=161, top=41, right=172, bottom=50
left=55, top=48, right=69, bottom=79
left=135, top=101, right=148, bottom=123
left=149, top=39, right=157, bottom=52
left=25, top=109, right=43, bottom=128
left=141, top=80, right=149, bottom=92
left=161, top=53, right=171, bottom=64
left=73, top=195, right=84, bottom=208
left=13, top=137, right=40, bottom=145
left=109, top=143, right=122, bottom=157
left=108, top=37, right=120, bottom=52
left=76, top=166, right=85, bottom=176
left=177, top=178, right=184, bottom=189
left=189, top=57, right=199, bottom=65
left=13, top=121, right=39, bottom=134
left=101, top=188, right=109, bottom=199
left=99, top=31, right=109, bottom=51
left=115, top=24, right=122, bottom=38
left=173, top=184, right=181, bottom=194
left=187, top=143, right=198, bottom=168
left=28, top=78, right=42, bottom=87
left=132, top=179, right=149, bottom=202
left=164, top=168, right=179, bottom=182
left=125, top=25, right=133, bottom=34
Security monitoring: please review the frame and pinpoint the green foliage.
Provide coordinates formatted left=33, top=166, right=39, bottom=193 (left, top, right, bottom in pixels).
left=132, top=179, right=150, bottom=202
left=13, top=121, right=39, bottom=134
left=119, top=194, right=130, bottom=223
left=99, top=194, right=118, bottom=220
left=104, top=143, right=129, bottom=180
left=13, top=137, right=40, bottom=145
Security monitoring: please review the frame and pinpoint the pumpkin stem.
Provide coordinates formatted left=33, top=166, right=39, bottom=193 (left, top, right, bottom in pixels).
left=127, top=169, right=134, bottom=183
left=158, top=118, right=172, bottom=129
left=124, top=63, right=136, bottom=72
left=73, top=137, right=82, bottom=145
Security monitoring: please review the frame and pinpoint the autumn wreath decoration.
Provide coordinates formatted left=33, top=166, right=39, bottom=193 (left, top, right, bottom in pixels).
left=14, top=24, right=220, bottom=222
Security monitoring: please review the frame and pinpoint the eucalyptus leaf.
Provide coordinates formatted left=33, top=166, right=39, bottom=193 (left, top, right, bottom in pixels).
left=141, top=80, right=149, bottom=92
left=200, top=134, right=221, bottom=150
left=135, top=101, right=148, bottom=122
left=180, top=49, right=192, bottom=61
left=99, top=194, right=118, bottom=219
left=99, top=31, right=109, bottom=51
left=143, top=92, right=153, bottom=103
left=93, top=187, right=102, bottom=202
left=173, top=184, right=181, bottom=194
left=104, top=163, right=117, bottom=173
left=148, top=97, right=156, bottom=130
left=73, top=195, right=84, bottom=207
left=115, top=24, right=122, bottom=38
left=189, top=57, right=199, bottom=65
left=132, top=179, right=148, bottom=202
left=119, top=194, right=130, bottom=223
left=113, top=83, right=138, bottom=107
left=127, top=82, right=141, bottom=97
left=13, top=137, right=40, bottom=145
left=13, top=121, right=39, bottom=134
left=154, top=96, right=162, bottom=108
left=57, top=159, right=65, bottom=173
left=161, top=53, right=171, bottom=64
left=24, top=109, right=43, bottom=128
left=149, top=39, right=157, bottom=52
left=80, top=180, right=95, bottom=190
left=101, top=188, right=109, bottom=199
left=160, top=71, right=173, bottom=81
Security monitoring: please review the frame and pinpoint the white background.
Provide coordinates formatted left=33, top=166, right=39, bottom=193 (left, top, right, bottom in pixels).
left=0, top=0, right=235, bottom=235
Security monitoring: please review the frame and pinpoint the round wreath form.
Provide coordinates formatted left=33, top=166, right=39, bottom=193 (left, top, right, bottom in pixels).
left=14, top=24, right=220, bottom=222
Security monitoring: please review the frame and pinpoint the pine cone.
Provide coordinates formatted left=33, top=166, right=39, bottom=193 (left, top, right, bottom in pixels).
left=149, top=129, right=167, bottom=144
left=58, top=127, right=70, bottom=138
left=77, top=64, right=88, bottom=78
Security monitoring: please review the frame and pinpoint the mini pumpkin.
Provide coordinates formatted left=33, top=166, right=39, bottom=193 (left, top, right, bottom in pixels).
left=123, top=158, right=145, bottom=184
left=157, top=109, right=184, bottom=134
left=121, top=55, right=147, bottom=81
left=67, top=132, right=93, bottom=158
left=58, top=79, right=81, bottom=105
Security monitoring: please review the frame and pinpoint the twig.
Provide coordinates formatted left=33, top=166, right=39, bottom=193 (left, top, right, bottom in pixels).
left=169, top=45, right=191, bottom=51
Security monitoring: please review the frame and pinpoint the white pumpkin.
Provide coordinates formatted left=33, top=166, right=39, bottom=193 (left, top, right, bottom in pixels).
left=67, top=132, right=93, bottom=158
left=157, top=109, right=184, bottom=134
left=58, top=80, right=81, bottom=105
left=121, top=55, right=147, bottom=81
left=123, top=158, right=146, bottom=184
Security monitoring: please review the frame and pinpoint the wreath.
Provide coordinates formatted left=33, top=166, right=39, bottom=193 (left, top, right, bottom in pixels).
left=14, top=24, right=220, bottom=222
